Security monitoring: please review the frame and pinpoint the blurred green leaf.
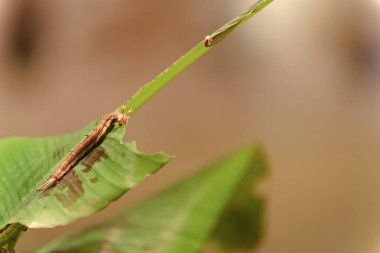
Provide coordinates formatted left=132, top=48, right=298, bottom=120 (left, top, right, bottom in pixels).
left=208, top=148, right=267, bottom=251
left=29, top=146, right=268, bottom=253
left=0, top=120, right=170, bottom=250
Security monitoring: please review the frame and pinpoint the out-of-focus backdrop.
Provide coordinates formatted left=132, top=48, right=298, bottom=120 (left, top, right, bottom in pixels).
left=1, top=0, right=380, bottom=252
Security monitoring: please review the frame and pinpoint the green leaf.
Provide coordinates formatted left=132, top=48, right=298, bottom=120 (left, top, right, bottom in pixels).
left=29, top=146, right=267, bottom=253
left=0, top=120, right=170, bottom=247
left=209, top=148, right=267, bottom=251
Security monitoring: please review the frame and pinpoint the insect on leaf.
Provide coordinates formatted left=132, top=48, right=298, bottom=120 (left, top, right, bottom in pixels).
left=0, top=119, right=170, bottom=231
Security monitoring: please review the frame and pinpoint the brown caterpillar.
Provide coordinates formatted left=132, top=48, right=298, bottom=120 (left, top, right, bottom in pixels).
left=38, top=112, right=128, bottom=191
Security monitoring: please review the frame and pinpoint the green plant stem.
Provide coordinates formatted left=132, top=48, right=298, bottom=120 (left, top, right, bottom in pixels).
left=118, top=43, right=210, bottom=116
left=118, top=0, right=273, bottom=116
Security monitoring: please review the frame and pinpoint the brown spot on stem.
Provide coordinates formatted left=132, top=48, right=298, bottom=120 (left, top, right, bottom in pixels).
left=81, top=147, right=109, bottom=173
left=204, top=36, right=213, bottom=47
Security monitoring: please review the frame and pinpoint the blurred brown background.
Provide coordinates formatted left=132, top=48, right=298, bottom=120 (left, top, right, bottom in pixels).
left=0, top=0, right=380, bottom=252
